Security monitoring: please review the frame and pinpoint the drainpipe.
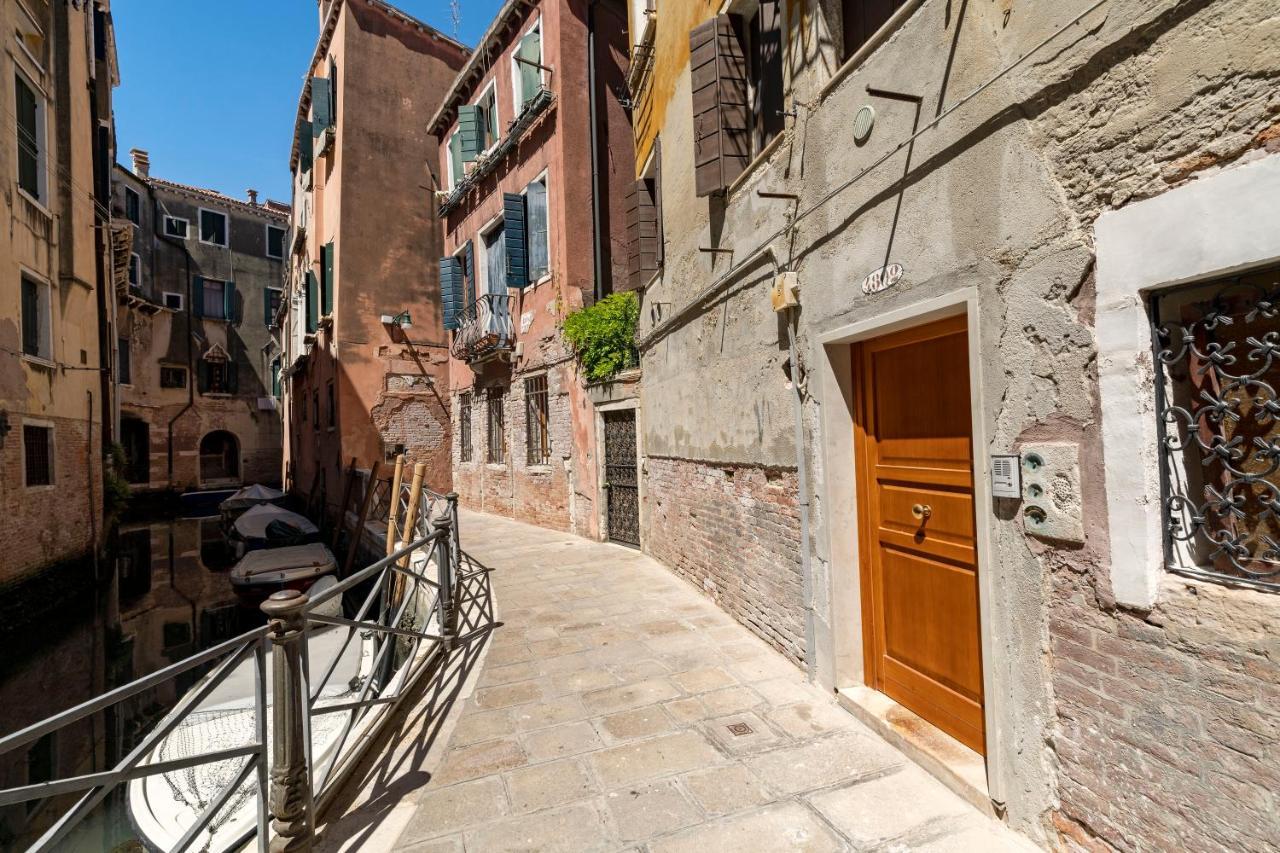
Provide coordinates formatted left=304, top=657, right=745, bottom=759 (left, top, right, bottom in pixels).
left=158, top=199, right=194, bottom=485
left=586, top=0, right=605, bottom=301
left=786, top=307, right=817, bottom=682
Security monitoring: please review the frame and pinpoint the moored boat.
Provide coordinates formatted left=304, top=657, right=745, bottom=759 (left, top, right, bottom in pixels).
left=229, top=544, right=337, bottom=604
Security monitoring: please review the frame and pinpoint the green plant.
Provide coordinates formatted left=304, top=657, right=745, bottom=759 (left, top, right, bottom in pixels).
left=562, top=292, right=639, bottom=382
left=104, top=442, right=131, bottom=522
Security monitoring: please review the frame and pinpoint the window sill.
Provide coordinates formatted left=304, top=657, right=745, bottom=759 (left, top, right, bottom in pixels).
left=198, top=239, right=229, bottom=248
left=726, top=131, right=788, bottom=200
left=25, top=484, right=57, bottom=493
left=202, top=392, right=232, bottom=399
left=21, top=354, right=55, bottom=370
left=17, top=187, right=51, bottom=219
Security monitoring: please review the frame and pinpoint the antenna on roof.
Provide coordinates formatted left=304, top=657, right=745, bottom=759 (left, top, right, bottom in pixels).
left=450, top=0, right=461, bottom=39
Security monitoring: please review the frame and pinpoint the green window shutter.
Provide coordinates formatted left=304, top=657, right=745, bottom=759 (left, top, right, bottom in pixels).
left=224, top=281, right=237, bottom=323
left=298, top=120, right=314, bottom=173
left=306, top=271, right=318, bottom=333
left=457, top=105, right=484, bottom=162
left=463, top=240, right=476, bottom=306
left=192, top=276, right=204, bottom=318
left=310, top=77, right=332, bottom=133
left=440, top=257, right=463, bottom=330
left=449, top=133, right=464, bottom=185
left=196, top=360, right=209, bottom=393
left=516, top=30, right=542, bottom=109
left=272, top=358, right=282, bottom=397
left=502, top=193, right=529, bottom=289
left=322, top=243, right=334, bottom=315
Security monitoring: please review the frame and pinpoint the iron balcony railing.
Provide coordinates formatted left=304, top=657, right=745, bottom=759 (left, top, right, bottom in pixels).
left=450, top=293, right=515, bottom=363
left=0, top=462, right=491, bottom=852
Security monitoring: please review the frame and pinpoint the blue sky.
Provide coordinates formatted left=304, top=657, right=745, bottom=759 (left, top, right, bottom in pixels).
left=113, top=0, right=502, bottom=203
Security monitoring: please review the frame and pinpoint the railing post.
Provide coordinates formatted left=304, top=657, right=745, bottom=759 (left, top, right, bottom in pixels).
left=261, top=589, right=313, bottom=852
left=433, top=510, right=455, bottom=649
left=446, top=491, right=460, bottom=575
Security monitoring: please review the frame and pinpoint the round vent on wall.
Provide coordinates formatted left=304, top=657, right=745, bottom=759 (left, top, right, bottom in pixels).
left=852, top=105, right=875, bottom=144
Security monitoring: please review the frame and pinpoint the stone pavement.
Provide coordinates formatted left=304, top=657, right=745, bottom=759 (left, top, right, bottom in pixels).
left=390, top=510, right=1033, bottom=852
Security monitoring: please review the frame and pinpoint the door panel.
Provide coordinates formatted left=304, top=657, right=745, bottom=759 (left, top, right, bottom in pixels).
left=853, top=315, right=985, bottom=754
left=604, top=410, right=640, bottom=547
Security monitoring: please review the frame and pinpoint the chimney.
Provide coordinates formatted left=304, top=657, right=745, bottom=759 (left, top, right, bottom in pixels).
left=246, top=189, right=259, bottom=205
left=130, top=148, right=150, bottom=178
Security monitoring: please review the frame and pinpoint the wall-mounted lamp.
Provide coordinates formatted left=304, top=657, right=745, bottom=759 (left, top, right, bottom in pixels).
left=380, top=311, right=413, bottom=329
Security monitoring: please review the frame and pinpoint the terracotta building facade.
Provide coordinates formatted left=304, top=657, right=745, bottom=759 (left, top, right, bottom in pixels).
left=280, top=0, right=469, bottom=512
left=432, top=0, right=634, bottom=537
left=0, top=0, right=117, bottom=588
left=625, top=0, right=1280, bottom=850
left=112, top=156, right=287, bottom=494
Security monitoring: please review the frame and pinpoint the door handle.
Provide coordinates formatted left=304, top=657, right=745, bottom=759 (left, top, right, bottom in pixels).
left=911, top=503, right=932, bottom=521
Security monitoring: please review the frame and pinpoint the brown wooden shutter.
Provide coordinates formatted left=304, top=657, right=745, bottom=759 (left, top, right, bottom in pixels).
left=622, top=177, right=658, bottom=292
left=652, top=138, right=664, bottom=269
left=691, top=15, right=750, bottom=197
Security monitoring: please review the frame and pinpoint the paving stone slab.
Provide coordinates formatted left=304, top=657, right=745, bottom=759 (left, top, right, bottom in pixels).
left=600, top=780, right=705, bottom=843
left=807, top=766, right=971, bottom=847
left=745, top=732, right=903, bottom=796
left=581, top=677, right=682, bottom=715
left=400, top=776, right=507, bottom=841
left=462, top=802, right=616, bottom=853
left=432, top=738, right=528, bottom=787
left=520, top=720, right=604, bottom=762
left=504, top=758, right=598, bottom=814
left=588, top=731, right=725, bottom=788
left=648, top=802, right=846, bottom=853
left=679, top=764, right=775, bottom=816
left=595, top=705, right=678, bottom=743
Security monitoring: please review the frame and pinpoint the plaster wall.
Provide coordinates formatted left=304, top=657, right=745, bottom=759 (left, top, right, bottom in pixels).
left=634, top=0, right=1280, bottom=846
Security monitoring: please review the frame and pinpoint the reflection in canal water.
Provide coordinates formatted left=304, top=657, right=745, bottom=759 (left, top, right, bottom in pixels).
left=0, top=514, right=263, bottom=852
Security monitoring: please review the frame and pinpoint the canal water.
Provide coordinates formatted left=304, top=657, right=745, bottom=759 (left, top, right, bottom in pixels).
left=0, top=510, right=267, bottom=852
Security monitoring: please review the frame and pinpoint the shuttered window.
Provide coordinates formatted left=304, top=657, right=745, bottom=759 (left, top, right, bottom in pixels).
left=625, top=178, right=659, bottom=290
left=448, top=132, right=464, bottom=188
left=199, top=209, right=228, bottom=246
left=440, top=256, right=464, bottom=330
left=462, top=241, right=476, bottom=306
left=15, top=73, right=42, bottom=200
left=321, top=242, right=334, bottom=316
left=746, top=1, right=785, bottom=156
left=503, top=193, right=529, bottom=289
left=305, top=271, right=318, bottom=333
left=21, top=275, right=50, bottom=360
left=842, top=0, right=906, bottom=61
left=690, top=16, right=750, bottom=196
left=514, top=26, right=543, bottom=111
left=267, top=226, right=286, bottom=259
left=311, top=77, right=333, bottom=135
left=485, top=226, right=507, bottom=296
left=457, top=104, right=484, bottom=163
left=125, top=187, right=140, bottom=224
left=526, top=178, right=549, bottom=282
left=298, top=120, right=314, bottom=175
left=118, top=338, right=131, bottom=385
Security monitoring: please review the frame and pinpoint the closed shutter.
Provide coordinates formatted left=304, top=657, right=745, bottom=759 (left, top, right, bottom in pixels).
left=298, top=120, right=314, bottom=173
left=463, top=240, right=476, bottom=306
left=457, top=105, right=484, bottom=163
left=624, top=178, right=659, bottom=291
left=321, top=242, right=334, bottom=315
left=690, top=15, right=749, bottom=196
left=516, top=30, right=542, bottom=109
left=306, top=271, right=318, bottom=333
left=440, top=257, right=464, bottom=330
left=502, top=193, right=529, bottom=289
left=224, top=281, right=238, bottom=323
left=192, top=276, right=205, bottom=318
left=653, top=138, right=664, bottom=268
left=310, top=77, right=332, bottom=134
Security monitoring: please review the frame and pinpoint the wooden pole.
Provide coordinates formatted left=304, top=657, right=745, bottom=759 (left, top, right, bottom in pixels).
left=393, top=462, right=427, bottom=607
left=331, top=457, right=358, bottom=549
left=342, top=459, right=381, bottom=578
left=385, top=454, right=406, bottom=557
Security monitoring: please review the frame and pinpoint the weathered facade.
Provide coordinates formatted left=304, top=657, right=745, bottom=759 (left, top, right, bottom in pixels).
left=628, top=0, right=1280, bottom=849
left=112, top=155, right=287, bottom=493
left=280, top=0, right=469, bottom=514
left=0, top=0, right=118, bottom=587
left=432, top=0, right=634, bottom=537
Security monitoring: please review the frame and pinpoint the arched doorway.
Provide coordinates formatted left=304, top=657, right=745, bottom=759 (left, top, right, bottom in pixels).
left=199, top=430, right=240, bottom=484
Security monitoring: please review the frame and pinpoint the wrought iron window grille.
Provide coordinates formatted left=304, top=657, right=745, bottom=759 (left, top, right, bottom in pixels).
left=1151, top=270, right=1280, bottom=592
left=459, top=392, right=473, bottom=463
left=525, top=375, right=550, bottom=466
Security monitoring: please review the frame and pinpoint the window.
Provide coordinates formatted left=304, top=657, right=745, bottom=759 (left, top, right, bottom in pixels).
left=525, top=375, right=550, bottom=465
left=201, top=278, right=227, bottom=320
left=160, top=366, right=187, bottom=389
left=124, top=187, right=140, bottom=224
left=484, top=223, right=507, bottom=296
left=20, top=273, right=52, bottom=362
left=326, top=381, right=335, bottom=429
left=266, top=288, right=282, bottom=325
left=627, top=141, right=663, bottom=290
left=199, top=209, right=228, bottom=246
left=312, top=391, right=320, bottom=430
left=117, top=338, right=131, bottom=385
left=163, top=216, right=189, bottom=239
left=271, top=358, right=282, bottom=397
left=128, top=253, right=141, bottom=289
left=525, top=177, right=549, bottom=281
left=15, top=72, right=46, bottom=203
left=448, top=131, right=464, bottom=188
left=163, top=291, right=183, bottom=311
left=739, top=1, right=785, bottom=157
left=1151, top=267, right=1280, bottom=592
left=842, top=0, right=906, bottom=62
left=459, top=392, right=473, bottom=462
left=266, top=225, right=286, bottom=259
left=23, top=424, right=53, bottom=486
left=204, top=362, right=229, bottom=394
left=487, top=389, right=506, bottom=463
left=512, top=22, right=544, bottom=111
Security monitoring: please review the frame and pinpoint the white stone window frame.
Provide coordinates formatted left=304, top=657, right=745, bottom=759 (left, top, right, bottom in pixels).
left=510, top=14, right=544, bottom=112
left=162, top=291, right=184, bottom=311
left=163, top=215, right=190, bottom=240
left=128, top=252, right=141, bottom=288
left=124, top=186, right=141, bottom=226
left=21, top=417, right=56, bottom=490
left=13, top=66, right=49, bottom=208
left=265, top=223, right=286, bottom=259
left=198, top=207, right=229, bottom=247
left=1096, top=154, right=1280, bottom=610
left=19, top=266, right=54, bottom=366
left=522, top=170, right=552, bottom=286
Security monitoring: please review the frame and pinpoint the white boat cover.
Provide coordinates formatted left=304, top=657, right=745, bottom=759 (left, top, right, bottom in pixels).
left=219, top=483, right=285, bottom=511
left=232, top=503, right=318, bottom=539
left=230, top=544, right=336, bottom=589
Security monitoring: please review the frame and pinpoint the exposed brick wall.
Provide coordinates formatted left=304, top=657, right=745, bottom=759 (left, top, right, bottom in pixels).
left=0, top=414, right=98, bottom=585
left=644, top=456, right=805, bottom=666
left=452, top=363, right=576, bottom=533
left=1049, top=568, right=1280, bottom=852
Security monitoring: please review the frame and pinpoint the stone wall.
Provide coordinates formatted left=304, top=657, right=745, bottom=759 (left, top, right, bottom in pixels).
left=644, top=457, right=805, bottom=665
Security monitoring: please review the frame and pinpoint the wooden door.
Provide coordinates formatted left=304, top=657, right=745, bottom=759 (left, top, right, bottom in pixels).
left=853, top=315, right=985, bottom=754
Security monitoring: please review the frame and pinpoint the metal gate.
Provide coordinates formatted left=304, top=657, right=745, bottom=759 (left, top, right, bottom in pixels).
left=604, top=410, right=639, bottom=546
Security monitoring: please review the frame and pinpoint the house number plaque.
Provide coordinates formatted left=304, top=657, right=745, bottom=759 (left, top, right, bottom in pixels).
left=861, top=263, right=903, bottom=295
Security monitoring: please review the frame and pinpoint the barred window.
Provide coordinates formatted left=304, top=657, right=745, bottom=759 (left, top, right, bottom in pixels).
left=459, top=392, right=473, bottom=462
left=487, top=389, right=506, bottom=464
left=525, top=375, right=550, bottom=465
left=24, top=425, right=53, bottom=487
left=1153, top=267, right=1280, bottom=591
left=160, top=366, right=187, bottom=389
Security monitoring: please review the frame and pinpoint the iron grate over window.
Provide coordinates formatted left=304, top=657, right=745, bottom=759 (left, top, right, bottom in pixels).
left=459, top=392, right=473, bottom=462
left=487, top=389, right=506, bottom=464
left=1151, top=267, right=1280, bottom=592
left=24, top=425, right=52, bottom=487
left=525, top=375, right=550, bottom=465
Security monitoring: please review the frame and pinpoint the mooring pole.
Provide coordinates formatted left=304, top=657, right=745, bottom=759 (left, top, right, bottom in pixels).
left=261, top=589, right=313, bottom=851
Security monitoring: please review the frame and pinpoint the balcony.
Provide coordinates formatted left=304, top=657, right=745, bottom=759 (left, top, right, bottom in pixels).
left=450, top=294, right=515, bottom=363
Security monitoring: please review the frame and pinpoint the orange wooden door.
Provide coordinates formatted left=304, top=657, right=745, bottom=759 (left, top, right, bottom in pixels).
left=853, top=315, right=985, bottom=754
